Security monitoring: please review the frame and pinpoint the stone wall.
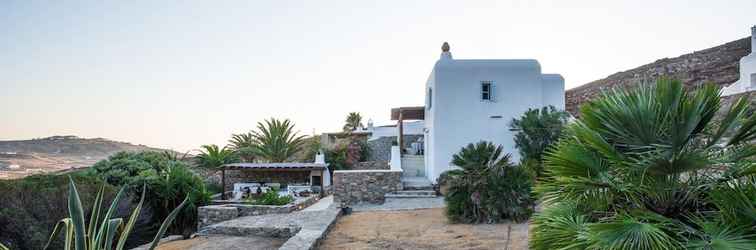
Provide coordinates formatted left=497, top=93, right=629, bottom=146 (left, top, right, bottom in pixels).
left=566, top=37, right=752, bottom=116
left=332, top=170, right=402, bottom=205
left=221, top=169, right=311, bottom=191
left=351, top=161, right=390, bottom=170
left=198, top=196, right=318, bottom=229
left=367, top=135, right=424, bottom=162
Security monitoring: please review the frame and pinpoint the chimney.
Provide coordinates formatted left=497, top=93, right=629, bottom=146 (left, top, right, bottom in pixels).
left=440, top=42, right=453, bottom=60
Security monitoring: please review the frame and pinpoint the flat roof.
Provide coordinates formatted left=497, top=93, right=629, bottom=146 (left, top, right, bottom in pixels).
left=391, top=106, right=425, bottom=120
left=222, top=162, right=327, bottom=171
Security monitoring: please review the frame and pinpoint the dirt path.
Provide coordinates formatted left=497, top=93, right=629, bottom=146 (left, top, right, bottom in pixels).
left=319, top=208, right=529, bottom=250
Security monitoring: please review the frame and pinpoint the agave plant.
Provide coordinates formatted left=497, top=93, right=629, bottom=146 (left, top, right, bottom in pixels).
left=252, top=118, right=305, bottom=162
left=0, top=242, right=8, bottom=250
left=45, top=176, right=189, bottom=250
left=531, top=79, right=756, bottom=249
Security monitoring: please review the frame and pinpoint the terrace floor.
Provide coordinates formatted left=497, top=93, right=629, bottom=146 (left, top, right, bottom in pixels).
left=319, top=208, right=529, bottom=250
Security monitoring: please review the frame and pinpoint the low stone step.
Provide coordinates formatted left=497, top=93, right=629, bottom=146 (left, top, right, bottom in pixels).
left=384, top=191, right=437, bottom=198
left=394, top=190, right=436, bottom=196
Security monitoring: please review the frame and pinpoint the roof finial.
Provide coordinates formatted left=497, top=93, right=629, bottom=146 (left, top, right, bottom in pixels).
left=442, top=42, right=450, bottom=52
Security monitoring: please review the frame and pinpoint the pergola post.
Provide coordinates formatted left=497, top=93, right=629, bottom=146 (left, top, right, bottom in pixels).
left=397, top=109, right=403, bottom=157
left=320, top=169, right=325, bottom=198
left=221, top=167, right=226, bottom=200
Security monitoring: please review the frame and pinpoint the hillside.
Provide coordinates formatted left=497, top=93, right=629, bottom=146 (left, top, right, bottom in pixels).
left=0, top=135, right=173, bottom=179
left=566, top=37, right=752, bottom=116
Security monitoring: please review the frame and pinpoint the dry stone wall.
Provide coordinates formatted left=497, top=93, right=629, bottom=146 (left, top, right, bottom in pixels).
left=566, top=37, right=752, bottom=116
left=333, top=170, right=402, bottom=205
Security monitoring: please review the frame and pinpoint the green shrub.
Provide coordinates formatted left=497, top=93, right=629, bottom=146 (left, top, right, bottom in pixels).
left=510, top=105, right=570, bottom=179
left=245, top=188, right=294, bottom=205
left=0, top=173, right=118, bottom=250
left=444, top=141, right=534, bottom=223
left=532, top=79, right=756, bottom=249
left=88, top=151, right=210, bottom=238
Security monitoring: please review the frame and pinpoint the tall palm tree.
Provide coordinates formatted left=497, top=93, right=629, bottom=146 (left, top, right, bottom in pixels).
left=228, top=132, right=256, bottom=162
left=252, top=118, right=305, bottom=162
left=195, top=144, right=238, bottom=199
left=343, top=112, right=364, bottom=132
left=531, top=79, right=756, bottom=250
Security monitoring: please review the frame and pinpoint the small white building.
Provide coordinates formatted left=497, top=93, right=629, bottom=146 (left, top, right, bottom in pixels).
left=420, top=42, right=565, bottom=181
left=722, top=26, right=756, bottom=96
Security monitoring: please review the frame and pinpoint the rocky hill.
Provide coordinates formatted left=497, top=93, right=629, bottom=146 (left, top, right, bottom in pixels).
left=566, top=37, right=752, bottom=116
left=0, top=136, right=172, bottom=179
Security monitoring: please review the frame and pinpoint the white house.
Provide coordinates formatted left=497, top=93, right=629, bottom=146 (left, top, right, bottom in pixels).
left=721, top=26, right=756, bottom=96
left=392, top=42, right=565, bottom=183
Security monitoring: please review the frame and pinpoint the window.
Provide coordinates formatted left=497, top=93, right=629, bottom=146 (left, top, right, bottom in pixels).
left=481, top=81, right=493, bottom=101
left=428, top=88, right=433, bottom=109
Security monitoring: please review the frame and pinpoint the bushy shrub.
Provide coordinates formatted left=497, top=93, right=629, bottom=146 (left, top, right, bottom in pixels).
left=444, top=141, right=534, bottom=223
left=0, top=173, right=118, bottom=250
left=532, top=79, right=756, bottom=249
left=510, top=105, right=570, bottom=179
left=325, top=138, right=370, bottom=170
left=246, top=188, right=294, bottom=206
left=88, top=151, right=210, bottom=238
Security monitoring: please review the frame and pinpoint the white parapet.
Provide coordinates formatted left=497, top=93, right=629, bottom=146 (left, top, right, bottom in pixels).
left=390, top=145, right=402, bottom=171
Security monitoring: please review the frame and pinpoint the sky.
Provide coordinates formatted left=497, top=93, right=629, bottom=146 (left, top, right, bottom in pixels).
left=1, top=0, right=755, bottom=152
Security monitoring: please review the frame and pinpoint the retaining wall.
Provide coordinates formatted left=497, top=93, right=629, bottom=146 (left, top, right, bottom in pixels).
left=332, top=169, right=402, bottom=205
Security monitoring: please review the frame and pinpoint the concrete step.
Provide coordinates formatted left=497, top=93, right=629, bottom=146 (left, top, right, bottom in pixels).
left=385, top=190, right=437, bottom=198
left=401, top=177, right=433, bottom=190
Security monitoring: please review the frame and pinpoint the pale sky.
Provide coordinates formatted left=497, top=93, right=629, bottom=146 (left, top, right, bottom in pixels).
left=1, top=0, right=754, bottom=151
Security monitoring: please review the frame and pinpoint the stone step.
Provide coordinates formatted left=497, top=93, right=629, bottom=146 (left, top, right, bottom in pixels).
left=385, top=190, right=437, bottom=198
left=401, top=177, right=433, bottom=191
left=394, top=190, right=436, bottom=196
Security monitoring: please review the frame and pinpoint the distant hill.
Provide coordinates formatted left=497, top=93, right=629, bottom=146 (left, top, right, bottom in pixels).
left=566, top=37, right=752, bottom=116
left=0, top=135, right=174, bottom=179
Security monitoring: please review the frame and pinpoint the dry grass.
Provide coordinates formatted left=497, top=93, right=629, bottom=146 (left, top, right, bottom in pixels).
left=319, top=208, right=529, bottom=250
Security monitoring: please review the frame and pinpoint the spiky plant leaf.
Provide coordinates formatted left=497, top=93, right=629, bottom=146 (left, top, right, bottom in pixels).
left=147, top=196, right=190, bottom=250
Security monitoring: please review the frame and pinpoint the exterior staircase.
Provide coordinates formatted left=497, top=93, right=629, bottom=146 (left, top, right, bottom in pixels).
left=385, top=155, right=437, bottom=199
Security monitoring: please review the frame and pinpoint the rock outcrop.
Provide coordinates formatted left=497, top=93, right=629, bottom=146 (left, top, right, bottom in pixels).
left=566, top=37, right=752, bottom=116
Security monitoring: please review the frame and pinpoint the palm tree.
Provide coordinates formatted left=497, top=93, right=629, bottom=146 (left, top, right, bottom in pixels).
left=343, top=112, right=364, bottom=132
left=531, top=79, right=756, bottom=249
left=444, top=141, right=533, bottom=223
left=195, top=144, right=238, bottom=199
left=228, top=132, right=256, bottom=162
left=252, top=118, right=305, bottom=162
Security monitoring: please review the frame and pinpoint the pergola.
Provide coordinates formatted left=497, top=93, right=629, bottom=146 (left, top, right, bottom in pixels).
left=220, top=162, right=327, bottom=199
left=390, top=106, right=425, bottom=155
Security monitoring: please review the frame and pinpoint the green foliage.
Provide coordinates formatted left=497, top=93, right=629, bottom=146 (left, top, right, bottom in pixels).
left=245, top=188, right=295, bottom=206
left=325, top=145, right=349, bottom=171
left=44, top=177, right=189, bottom=250
left=89, top=151, right=210, bottom=238
left=0, top=173, right=116, bottom=250
left=228, top=132, right=256, bottom=162
left=195, top=144, right=239, bottom=172
left=324, top=138, right=370, bottom=170
left=443, top=141, right=534, bottom=223
left=532, top=78, right=756, bottom=250
left=343, top=112, right=364, bottom=132
left=251, top=118, right=306, bottom=162
left=510, top=105, right=570, bottom=178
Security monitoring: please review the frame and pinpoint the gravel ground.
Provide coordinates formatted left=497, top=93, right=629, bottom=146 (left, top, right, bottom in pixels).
left=350, top=197, right=445, bottom=212
left=319, top=208, right=529, bottom=250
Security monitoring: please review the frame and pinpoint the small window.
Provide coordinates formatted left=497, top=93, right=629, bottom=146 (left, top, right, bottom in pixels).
left=481, top=81, right=492, bottom=101
left=428, top=88, right=433, bottom=109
